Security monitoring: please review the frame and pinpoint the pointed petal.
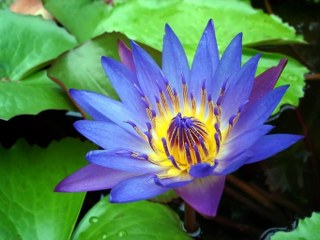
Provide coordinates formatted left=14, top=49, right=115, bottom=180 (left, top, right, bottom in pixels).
left=189, top=20, right=219, bottom=101
left=218, top=125, right=273, bottom=162
left=209, top=33, right=242, bottom=102
left=215, top=134, right=303, bottom=175
left=117, top=40, right=136, bottom=73
left=246, top=134, right=303, bottom=164
left=74, top=120, right=148, bottom=152
left=86, top=150, right=163, bottom=173
left=189, top=162, right=216, bottom=178
left=110, top=174, right=168, bottom=202
left=221, top=54, right=260, bottom=126
left=231, top=85, right=288, bottom=138
left=215, top=125, right=274, bottom=174
left=55, top=164, right=137, bottom=192
left=162, top=23, right=190, bottom=98
left=70, top=89, right=146, bottom=133
left=175, top=175, right=226, bottom=216
left=131, top=41, right=166, bottom=108
left=101, top=56, right=146, bottom=115
left=249, top=59, right=287, bottom=106
left=154, top=173, right=193, bottom=188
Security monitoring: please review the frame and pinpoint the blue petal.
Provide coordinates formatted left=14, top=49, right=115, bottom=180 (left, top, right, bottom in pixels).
left=215, top=134, right=303, bottom=175
left=230, top=85, right=288, bottom=138
left=110, top=174, right=168, bottom=202
left=74, top=120, right=148, bottom=152
left=221, top=54, right=260, bottom=127
left=101, top=56, right=147, bottom=115
left=214, top=125, right=273, bottom=174
left=208, top=33, right=242, bottom=102
left=189, top=162, right=216, bottom=178
left=218, top=125, right=273, bottom=163
left=175, top=175, right=226, bottom=216
left=213, top=151, right=251, bottom=175
left=117, top=40, right=136, bottom=73
left=131, top=41, right=167, bottom=108
left=55, top=164, right=137, bottom=192
left=162, top=24, right=190, bottom=99
left=70, top=89, right=146, bottom=134
left=246, top=134, right=303, bottom=164
left=154, top=174, right=193, bottom=188
left=189, top=19, right=219, bottom=102
left=86, top=150, right=163, bottom=173
left=248, top=59, right=287, bottom=107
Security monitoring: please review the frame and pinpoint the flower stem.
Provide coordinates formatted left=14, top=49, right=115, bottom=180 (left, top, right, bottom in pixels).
left=184, top=202, right=198, bottom=234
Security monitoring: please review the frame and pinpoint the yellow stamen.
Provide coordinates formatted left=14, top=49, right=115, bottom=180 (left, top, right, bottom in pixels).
left=199, top=88, right=207, bottom=117
left=160, top=91, right=170, bottom=115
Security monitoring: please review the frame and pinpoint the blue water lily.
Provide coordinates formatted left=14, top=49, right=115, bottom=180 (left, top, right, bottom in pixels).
left=56, top=20, right=302, bottom=216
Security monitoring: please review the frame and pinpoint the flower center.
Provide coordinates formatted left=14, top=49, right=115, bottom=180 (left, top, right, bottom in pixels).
left=166, top=113, right=210, bottom=165
left=126, top=78, right=232, bottom=178
left=167, top=113, right=207, bottom=149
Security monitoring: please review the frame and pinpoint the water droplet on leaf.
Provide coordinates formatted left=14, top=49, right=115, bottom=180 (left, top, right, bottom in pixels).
left=101, top=234, right=107, bottom=239
left=89, top=216, right=99, bottom=224
left=117, top=231, right=128, bottom=238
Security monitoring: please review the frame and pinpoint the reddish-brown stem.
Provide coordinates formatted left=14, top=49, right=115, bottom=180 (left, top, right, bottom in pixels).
left=295, top=107, right=320, bottom=208
left=250, top=183, right=302, bottom=213
left=227, top=175, right=278, bottom=211
left=264, top=0, right=273, bottom=14
left=224, top=186, right=285, bottom=224
left=184, top=203, right=198, bottom=234
left=212, top=216, right=263, bottom=236
left=305, top=73, right=320, bottom=80
left=48, top=75, right=87, bottom=119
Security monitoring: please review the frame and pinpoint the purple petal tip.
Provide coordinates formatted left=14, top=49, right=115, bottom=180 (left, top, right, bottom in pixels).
left=54, top=179, right=75, bottom=193
left=279, top=58, right=288, bottom=67
left=69, top=88, right=79, bottom=96
left=205, top=19, right=214, bottom=29
left=164, top=23, right=172, bottom=32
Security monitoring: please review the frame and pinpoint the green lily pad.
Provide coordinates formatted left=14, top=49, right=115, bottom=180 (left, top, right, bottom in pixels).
left=271, top=212, right=320, bottom=240
left=43, top=0, right=303, bottom=48
left=0, top=10, right=78, bottom=81
left=0, top=71, right=76, bottom=120
left=43, top=0, right=113, bottom=43
left=98, top=0, right=304, bottom=53
left=73, top=196, right=191, bottom=240
left=0, top=138, right=95, bottom=240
